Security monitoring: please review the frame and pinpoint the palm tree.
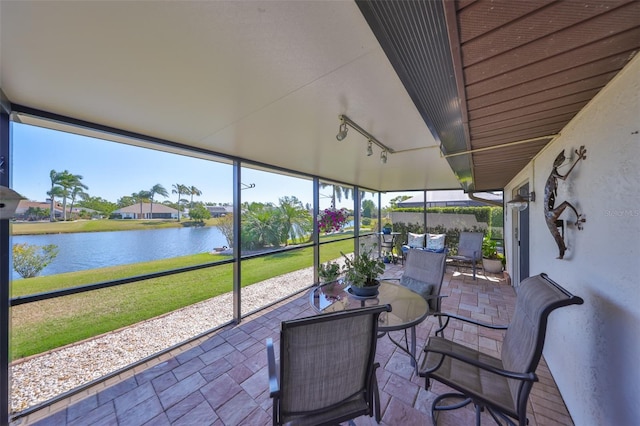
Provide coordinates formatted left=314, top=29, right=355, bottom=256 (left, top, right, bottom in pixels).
left=47, top=186, right=65, bottom=221
left=131, top=190, right=151, bottom=219
left=187, top=185, right=202, bottom=208
left=172, top=183, right=188, bottom=221
left=57, top=170, right=86, bottom=221
left=48, top=170, right=62, bottom=221
left=242, top=202, right=281, bottom=249
left=319, top=183, right=353, bottom=208
left=149, top=184, right=168, bottom=219
left=68, top=182, right=89, bottom=219
left=278, top=196, right=313, bottom=245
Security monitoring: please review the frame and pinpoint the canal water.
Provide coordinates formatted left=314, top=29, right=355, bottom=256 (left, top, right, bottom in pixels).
left=11, top=226, right=228, bottom=280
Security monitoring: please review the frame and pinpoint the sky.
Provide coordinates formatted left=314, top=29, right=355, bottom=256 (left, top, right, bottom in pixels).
left=11, top=123, right=410, bottom=208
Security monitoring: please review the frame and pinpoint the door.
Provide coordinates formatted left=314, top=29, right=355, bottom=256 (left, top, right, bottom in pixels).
left=513, top=183, right=530, bottom=285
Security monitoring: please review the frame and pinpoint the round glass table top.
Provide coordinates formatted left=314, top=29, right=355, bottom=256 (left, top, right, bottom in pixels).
left=310, top=280, right=429, bottom=332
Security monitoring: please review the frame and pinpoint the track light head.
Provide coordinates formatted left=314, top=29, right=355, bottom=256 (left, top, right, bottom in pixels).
left=380, top=150, right=388, bottom=164
left=336, top=122, right=348, bottom=141
left=367, top=140, right=373, bottom=156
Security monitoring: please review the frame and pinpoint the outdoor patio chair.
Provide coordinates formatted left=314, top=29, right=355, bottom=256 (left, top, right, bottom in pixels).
left=419, top=273, right=583, bottom=426
left=382, top=248, right=448, bottom=371
left=266, top=304, right=392, bottom=426
left=380, top=232, right=397, bottom=263
left=387, top=248, right=448, bottom=316
left=448, top=231, right=484, bottom=280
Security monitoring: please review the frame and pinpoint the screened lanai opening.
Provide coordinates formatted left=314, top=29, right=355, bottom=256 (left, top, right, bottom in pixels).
left=8, top=119, right=503, bottom=416
left=10, top=121, right=239, bottom=413
left=8, top=120, right=383, bottom=414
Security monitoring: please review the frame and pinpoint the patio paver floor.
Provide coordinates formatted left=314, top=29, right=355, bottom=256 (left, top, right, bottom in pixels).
left=18, top=265, right=574, bottom=426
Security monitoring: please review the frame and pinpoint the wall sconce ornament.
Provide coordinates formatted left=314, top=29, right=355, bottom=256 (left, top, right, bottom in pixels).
left=544, top=145, right=587, bottom=259
left=0, top=186, right=25, bottom=220
left=508, top=191, right=535, bottom=211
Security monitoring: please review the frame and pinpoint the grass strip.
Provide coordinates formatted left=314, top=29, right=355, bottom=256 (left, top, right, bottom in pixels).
left=11, top=239, right=355, bottom=359
left=11, top=218, right=224, bottom=235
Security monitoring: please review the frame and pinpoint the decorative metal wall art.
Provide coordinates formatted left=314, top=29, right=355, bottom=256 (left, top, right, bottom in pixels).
left=544, top=145, right=587, bottom=259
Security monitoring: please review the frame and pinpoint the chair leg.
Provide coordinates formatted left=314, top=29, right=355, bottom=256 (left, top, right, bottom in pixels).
left=431, top=393, right=473, bottom=425
left=373, top=374, right=381, bottom=423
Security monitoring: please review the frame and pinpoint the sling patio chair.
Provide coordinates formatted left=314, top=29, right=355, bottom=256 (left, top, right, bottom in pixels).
left=419, top=273, right=583, bottom=426
left=448, top=231, right=484, bottom=280
left=266, top=304, right=392, bottom=426
left=381, top=248, right=448, bottom=372
left=385, top=248, right=448, bottom=318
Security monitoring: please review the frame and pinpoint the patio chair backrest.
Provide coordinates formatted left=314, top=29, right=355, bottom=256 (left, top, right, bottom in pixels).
left=501, top=273, right=584, bottom=409
left=400, top=249, right=447, bottom=312
left=278, top=304, right=390, bottom=423
left=457, top=231, right=484, bottom=259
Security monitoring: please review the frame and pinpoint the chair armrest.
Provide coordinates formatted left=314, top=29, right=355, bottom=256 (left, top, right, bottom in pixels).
left=424, top=295, right=447, bottom=301
left=266, top=338, right=279, bottom=397
left=420, top=344, right=537, bottom=382
left=434, top=312, right=507, bottom=335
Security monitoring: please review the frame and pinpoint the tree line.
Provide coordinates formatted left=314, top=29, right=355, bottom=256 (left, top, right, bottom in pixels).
left=44, top=170, right=214, bottom=221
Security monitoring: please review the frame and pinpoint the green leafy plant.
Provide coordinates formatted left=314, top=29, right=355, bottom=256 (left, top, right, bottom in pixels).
left=482, top=237, right=502, bottom=260
left=341, top=244, right=385, bottom=288
left=318, top=260, right=341, bottom=283
left=13, top=243, right=59, bottom=278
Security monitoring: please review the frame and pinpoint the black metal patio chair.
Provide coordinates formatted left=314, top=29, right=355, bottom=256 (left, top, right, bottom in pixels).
left=448, top=231, right=484, bottom=280
left=266, top=304, right=392, bottom=426
left=419, top=273, right=583, bottom=426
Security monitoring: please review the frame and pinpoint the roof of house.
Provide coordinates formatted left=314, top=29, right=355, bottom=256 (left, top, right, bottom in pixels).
left=16, top=200, right=62, bottom=212
left=113, top=203, right=178, bottom=214
left=398, top=190, right=502, bottom=206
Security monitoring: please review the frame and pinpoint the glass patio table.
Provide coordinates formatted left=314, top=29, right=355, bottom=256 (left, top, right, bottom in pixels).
left=310, top=280, right=429, bottom=371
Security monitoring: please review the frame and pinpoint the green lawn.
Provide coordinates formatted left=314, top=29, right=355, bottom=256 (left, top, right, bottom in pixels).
left=11, top=239, right=355, bottom=359
left=11, top=218, right=223, bottom=235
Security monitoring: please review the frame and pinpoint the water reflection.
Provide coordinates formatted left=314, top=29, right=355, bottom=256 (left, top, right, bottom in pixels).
left=11, top=227, right=227, bottom=279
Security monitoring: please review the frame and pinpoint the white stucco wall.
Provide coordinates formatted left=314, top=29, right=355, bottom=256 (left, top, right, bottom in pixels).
left=504, top=55, right=640, bottom=425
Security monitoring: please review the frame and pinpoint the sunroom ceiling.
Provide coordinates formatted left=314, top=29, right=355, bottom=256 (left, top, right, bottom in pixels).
left=0, top=1, right=459, bottom=193
left=2, top=1, right=639, bottom=193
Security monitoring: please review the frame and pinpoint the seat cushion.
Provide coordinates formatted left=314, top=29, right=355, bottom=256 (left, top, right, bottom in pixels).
left=400, top=276, right=436, bottom=310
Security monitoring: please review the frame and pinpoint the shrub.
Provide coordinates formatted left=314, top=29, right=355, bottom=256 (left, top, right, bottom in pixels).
left=13, top=243, right=59, bottom=278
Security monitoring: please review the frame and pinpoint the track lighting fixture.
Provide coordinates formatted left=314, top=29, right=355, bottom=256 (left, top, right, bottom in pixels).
left=335, top=114, right=394, bottom=164
left=336, top=118, right=348, bottom=141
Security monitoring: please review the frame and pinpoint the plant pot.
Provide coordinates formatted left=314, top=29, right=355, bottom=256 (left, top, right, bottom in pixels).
left=382, top=228, right=391, bottom=234
left=482, top=258, right=503, bottom=274
left=350, top=282, right=380, bottom=297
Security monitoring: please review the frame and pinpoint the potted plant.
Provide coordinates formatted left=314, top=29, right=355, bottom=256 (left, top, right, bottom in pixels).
left=317, top=207, right=349, bottom=234
left=318, top=260, right=342, bottom=284
left=382, top=223, right=393, bottom=234
left=341, top=245, right=386, bottom=296
left=482, top=237, right=504, bottom=274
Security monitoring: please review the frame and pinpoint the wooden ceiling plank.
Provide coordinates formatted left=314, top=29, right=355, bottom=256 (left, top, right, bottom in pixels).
left=461, top=0, right=636, bottom=67
left=456, top=0, right=555, bottom=44
left=472, top=112, right=575, bottom=134
left=466, top=47, right=636, bottom=100
left=467, top=71, right=619, bottom=111
left=470, top=97, right=593, bottom=126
